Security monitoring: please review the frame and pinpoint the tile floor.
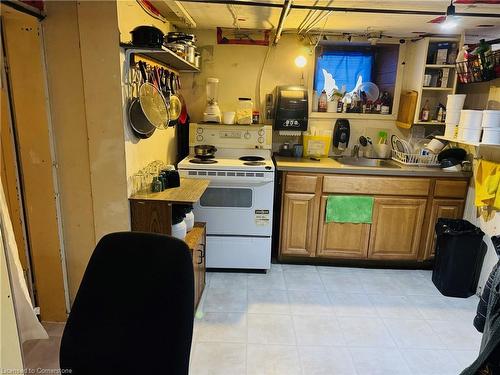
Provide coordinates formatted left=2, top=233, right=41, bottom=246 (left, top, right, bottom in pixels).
left=21, top=265, right=482, bottom=375
left=191, top=264, right=482, bottom=375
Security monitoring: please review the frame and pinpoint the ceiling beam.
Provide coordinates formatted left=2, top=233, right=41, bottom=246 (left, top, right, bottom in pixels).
left=274, top=0, right=293, bottom=45
left=178, top=0, right=500, bottom=18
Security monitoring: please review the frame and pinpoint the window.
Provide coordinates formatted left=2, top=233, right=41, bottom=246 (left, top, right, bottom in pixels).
left=314, top=50, right=373, bottom=98
left=313, top=43, right=400, bottom=114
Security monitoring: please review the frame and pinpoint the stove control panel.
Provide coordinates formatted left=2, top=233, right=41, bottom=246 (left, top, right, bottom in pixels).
left=190, top=124, right=272, bottom=149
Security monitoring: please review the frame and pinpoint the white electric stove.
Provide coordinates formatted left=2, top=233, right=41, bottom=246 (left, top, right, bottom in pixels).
left=178, top=123, right=274, bottom=270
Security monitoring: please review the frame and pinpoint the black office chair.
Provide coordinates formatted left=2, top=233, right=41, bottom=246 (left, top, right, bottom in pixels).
left=60, top=232, right=194, bottom=375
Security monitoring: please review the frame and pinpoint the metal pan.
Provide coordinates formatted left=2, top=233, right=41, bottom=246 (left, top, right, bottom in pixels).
left=128, top=64, right=155, bottom=139
left=168, top=72, right=182, bottom=127
left=139, top=62, right=169, bottom=130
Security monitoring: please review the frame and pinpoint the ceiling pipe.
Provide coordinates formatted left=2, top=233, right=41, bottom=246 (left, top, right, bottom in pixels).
left=303, top=10, right=333, bottom=34
left=179, top=0, right=500, bottom=18
left=274, top=0, right=293, bottom=45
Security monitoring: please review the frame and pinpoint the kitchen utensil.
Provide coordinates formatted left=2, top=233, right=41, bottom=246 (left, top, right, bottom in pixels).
left=425, top=138, right=447, bottom=154
left=138, top=62, right=169, bottom=130
left=373, top=144, right=391, bottom=159
left=131, top=26, right=164, bottom=48
left=223, top=111, right=236, bottom=124
left=438, top=148, right=467, bottom=162
left=358, top=82, right=379, bottom=101
left=176, top=75, right=189, bottom=125
left=128, top=64, right=156, bottom=138
left=167, top=72, right=182, bottom=127
left=293, top=144, right=303, bottom=158
left=440, top=158, right=461, bottom=172
left=194, top=145, right=217, bottom=158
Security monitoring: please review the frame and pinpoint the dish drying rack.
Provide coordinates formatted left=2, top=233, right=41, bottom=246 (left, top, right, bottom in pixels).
left=391, top=149, right=440, bottom=167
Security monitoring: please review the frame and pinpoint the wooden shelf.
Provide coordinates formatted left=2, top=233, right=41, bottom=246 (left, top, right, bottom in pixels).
left=435, top=136, right=479, bottom=147
left=425, top=64, right=456, bottom=69
left=414, top=121, right=446, bottom=126
left=129, top=178, right=210, bottom=203
left=422, top=87, right=454, bottom=91
left=309, top=112, right=396, bottom=120
left=123, top=45, right=200, bottom=73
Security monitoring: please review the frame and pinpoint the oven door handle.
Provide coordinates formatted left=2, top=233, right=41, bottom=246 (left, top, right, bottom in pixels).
left=203, top=177, right=274, bottom=186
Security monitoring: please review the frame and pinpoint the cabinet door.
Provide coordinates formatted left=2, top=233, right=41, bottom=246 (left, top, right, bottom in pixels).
left=191, top=248, right=200, bottom=306
left=317, top=196, right=370, bottom=259
left=280, top=192, right=319, bottom=257
left=424, top=199, right=464, bottom=259
left=368, top=197, right=427, bottom=260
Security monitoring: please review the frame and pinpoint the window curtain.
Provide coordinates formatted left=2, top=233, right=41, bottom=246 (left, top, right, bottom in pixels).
left=314, top=50, right=374, bottom=94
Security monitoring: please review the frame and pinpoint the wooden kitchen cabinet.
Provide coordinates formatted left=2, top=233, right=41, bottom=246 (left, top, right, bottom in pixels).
left=423, top=199, right=464, bottom=259
left=281, top=192, right=320, bottom=257
left=368, top=197, right=427, bottom=260
left=185, top=222, right=206, bottom=309
left=278, top=172, right=469, bottom=264
left=317, top=195, right=370, bottom=259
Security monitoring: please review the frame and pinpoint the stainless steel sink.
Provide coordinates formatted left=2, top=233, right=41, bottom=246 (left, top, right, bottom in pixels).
left=333, top=157, right=402, bottom=169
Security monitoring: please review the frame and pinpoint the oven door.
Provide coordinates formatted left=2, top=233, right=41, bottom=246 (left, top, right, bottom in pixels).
left=192, top=176, right=274, bottom=236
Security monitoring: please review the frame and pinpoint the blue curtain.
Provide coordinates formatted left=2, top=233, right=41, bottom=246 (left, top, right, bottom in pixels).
left=314, top=50, right=373, bottom=93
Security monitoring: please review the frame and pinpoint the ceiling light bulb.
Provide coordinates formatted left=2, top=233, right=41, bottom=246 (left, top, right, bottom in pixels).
left=295, top=55, right=307, bottom=68
left=442, top=16, right=458, bottom=29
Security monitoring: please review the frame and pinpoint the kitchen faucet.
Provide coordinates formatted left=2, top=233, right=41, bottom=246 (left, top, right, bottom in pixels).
left=351, top=144, right=361, bottom=158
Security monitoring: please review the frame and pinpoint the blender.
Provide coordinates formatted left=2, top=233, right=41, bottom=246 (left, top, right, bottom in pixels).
left=203, top=77, right=221, bottom=123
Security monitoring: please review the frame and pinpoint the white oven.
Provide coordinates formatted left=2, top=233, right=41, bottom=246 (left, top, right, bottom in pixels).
left=180, top=170, right=274, bottom=269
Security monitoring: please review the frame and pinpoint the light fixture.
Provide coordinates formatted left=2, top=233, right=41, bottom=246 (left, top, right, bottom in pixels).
left=442, top=0, right=458, bottom=29
left=294, top=55, right=307, bottom=68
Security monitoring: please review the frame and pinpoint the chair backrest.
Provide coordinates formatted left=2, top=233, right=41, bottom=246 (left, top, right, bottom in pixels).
left=60, top=232, right=194, bottom=375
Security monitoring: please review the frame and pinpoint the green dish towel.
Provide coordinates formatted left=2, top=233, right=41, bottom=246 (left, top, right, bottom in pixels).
left=326, top=195, right=374, bottom=224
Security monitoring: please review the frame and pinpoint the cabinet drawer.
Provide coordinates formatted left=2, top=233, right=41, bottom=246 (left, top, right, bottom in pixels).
left=323, top=175, right=430, bottom=196
left=285, top=174, right=319, bottom=193
left=434, top=180, right=468, bottom=198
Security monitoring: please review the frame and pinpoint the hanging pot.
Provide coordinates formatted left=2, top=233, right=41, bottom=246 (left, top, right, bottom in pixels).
left=128, top=64, right=155, bottom=139
left=131, top=26, right=164, bottom=48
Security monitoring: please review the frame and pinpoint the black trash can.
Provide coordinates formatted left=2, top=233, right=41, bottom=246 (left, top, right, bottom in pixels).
left=432, top=218, right=486, bottom=298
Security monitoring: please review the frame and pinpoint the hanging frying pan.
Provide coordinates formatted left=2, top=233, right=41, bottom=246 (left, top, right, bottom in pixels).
left=176, top=75, right=189, bottom=126
left=139, top=62, right=169, bottom=130
left=167, top=72, right=182, bottom=127
left=128, top=64, right=155, bottom=139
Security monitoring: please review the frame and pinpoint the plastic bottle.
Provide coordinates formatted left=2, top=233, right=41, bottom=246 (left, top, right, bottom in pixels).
left=318, top=90, right=328, bottom=112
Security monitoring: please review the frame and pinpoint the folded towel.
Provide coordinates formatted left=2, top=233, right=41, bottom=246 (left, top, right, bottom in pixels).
left=326, top=195, right=374, bottom=224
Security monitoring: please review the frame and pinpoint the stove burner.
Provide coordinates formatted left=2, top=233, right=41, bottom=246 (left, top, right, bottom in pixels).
left=189, top=158, right=218, bottom=164
left=239, top=156, right=265, bottom=162
left=243, top=161, right=266, bottom=166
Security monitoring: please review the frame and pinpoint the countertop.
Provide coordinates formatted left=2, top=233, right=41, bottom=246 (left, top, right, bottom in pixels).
left=274, top=156, right=472, bottom=178
left=129, top=178, right=210, bottom=203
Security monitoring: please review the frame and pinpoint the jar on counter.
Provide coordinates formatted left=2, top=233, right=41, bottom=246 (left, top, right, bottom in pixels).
left=236, top=98, right=253, bottom=124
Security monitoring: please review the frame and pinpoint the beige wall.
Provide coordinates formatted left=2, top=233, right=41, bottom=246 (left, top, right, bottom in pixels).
left=180, top=30, right=406, bottom=149
left=117, top=0, right=171, bottom=43
left=116, top=3, right=178, bottom=194
left=44, top=1, right=131, bottom=303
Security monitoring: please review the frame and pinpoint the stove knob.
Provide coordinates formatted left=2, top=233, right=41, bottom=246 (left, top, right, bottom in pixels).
left=258, top=137, right=264, bottom=144
left=244, top=131, right=251, bottom=139
left=196, top=135, right=204, bottom=142
left=258, top=129, right=265, bottom=136
left=196, top=128, right=203, bottom=134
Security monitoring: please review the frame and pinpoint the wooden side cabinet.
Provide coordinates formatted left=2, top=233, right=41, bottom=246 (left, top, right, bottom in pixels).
left=423, top=199, right=464, bottom=259
left=317, top=195, right=370, bottom=259
left=368, top=197, right=427, bottom=260
left=185, top=223, right=206, bottom=309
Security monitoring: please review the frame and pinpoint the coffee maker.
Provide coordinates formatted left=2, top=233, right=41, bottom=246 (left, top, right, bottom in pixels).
left=333, top=119, right=350, bottom=151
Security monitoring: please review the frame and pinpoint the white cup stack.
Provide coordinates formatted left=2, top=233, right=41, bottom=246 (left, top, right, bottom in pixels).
left=445, top=94, right=466, bottom=139
left=481, top=110, right=500, bottom=145
left=458, top=110, right=483, bottom=142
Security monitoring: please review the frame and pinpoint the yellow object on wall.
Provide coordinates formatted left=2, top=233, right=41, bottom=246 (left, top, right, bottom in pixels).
left=475, top=159, right=500, bottom=210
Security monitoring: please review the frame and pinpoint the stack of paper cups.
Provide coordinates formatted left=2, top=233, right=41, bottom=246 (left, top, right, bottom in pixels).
left=481, top=110, right=500, bottom=144
left=458, top=110, right=483, bottom=142
left=445, top=94, right=466, bottom=138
